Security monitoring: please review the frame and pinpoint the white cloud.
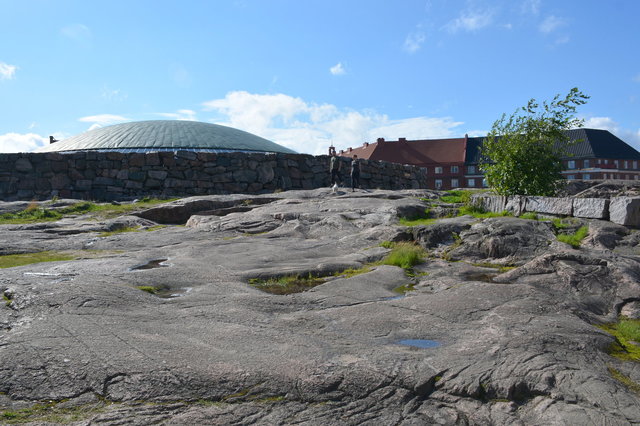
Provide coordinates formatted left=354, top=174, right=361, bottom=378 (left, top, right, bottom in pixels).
left=330, top=62, right=346, bottom=75
left=60, top=24, right=92, bottom=46
left=78, top=114, right=130, bottom=130
left=582, top=116, right=640, bottom=151
left=521, top=0, right=541, bottom=15
left=0, top=133, right=48, bottom=153
left=101, top=87, right=128, bottom=102
left=202, top=91, right=464, bottom=155
left=446, top=9, right=493, bottom=33
left=0, top=62, right=17, bottom=80
left=154, top=109, right=197, bottom=121
left=539, top=15, right=566, bottom=34
left=403, top=31, right=426, bottom=53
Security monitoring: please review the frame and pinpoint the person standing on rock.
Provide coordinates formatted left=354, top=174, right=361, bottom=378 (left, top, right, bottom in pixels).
left=329, top=149, right=342, bottom=187
left=350, top=155, right=361, bottom=192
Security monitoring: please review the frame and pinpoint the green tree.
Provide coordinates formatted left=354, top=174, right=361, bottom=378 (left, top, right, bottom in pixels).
left=480, top=87, right=589, bottom=196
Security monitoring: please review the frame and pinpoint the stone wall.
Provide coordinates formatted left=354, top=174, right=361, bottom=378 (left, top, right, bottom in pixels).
left=0, top=151, right=430, bottom=201
left=472, top=194, right=640, bottom=227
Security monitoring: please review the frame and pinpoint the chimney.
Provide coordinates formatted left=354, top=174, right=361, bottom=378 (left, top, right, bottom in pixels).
left=376, top=137, right=385, bottom=143
left=348, top=147, right=352, bottom=152
left=364, top=142, right=369, bottom=147
left=49, top=136, right=59, bottom=144
left=399, top=137, right=407, bottom=142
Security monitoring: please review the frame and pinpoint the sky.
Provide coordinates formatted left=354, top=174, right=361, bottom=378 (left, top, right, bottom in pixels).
left=1, top=0, right=639, bottom=155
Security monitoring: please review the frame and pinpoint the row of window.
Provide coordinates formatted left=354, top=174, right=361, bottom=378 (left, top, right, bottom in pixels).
left=434, top=177, right=487, bottom=189
left=424, top=165, right=480, bottom=174
left=567, top=159, right=639, bottom=169
left=566, top=174, right=639, bottom=180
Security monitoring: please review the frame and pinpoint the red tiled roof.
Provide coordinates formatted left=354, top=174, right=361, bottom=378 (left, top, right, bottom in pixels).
left=340, top=138, right=466, bottom=166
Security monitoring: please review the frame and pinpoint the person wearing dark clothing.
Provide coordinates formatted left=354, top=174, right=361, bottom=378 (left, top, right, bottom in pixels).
left=350, top=155, right=360, bottom=192
left=330, top=152, right=342, bottom=186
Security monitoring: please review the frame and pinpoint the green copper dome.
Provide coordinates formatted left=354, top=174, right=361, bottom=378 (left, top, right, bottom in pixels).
left=38, top=120, right=296, bottom=154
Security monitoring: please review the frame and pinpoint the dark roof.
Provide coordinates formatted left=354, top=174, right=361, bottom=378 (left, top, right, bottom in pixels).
left=464, top=129, right=640, bottom=164
left=37, top=120, right=296, bottom=154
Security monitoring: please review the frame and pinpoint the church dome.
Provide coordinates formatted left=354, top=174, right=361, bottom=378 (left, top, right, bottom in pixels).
left=38, top=120, right=296, bottom=154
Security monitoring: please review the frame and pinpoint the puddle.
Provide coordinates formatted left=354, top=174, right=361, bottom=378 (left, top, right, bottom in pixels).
left=397, top=339, right=440, bottom=349
left=130, top=259, right=170, bottom=271
left=384, top=295, right=406, bottom=301
left=157, top=287, right=192, bottom=299
left=462, top=272, right=497, bottom=283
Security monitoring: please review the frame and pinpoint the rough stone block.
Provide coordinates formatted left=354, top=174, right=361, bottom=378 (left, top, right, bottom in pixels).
left=610, top=197, right=640, bottom=226
left=15, top=158, right=33, bottom=172
left=505, top=195, right=525, bottom=216
left=147, top=170, right=168, bottom=180
left=525, top=196, right=572, bottom=215
left=573, top=198, right=609, bottom=219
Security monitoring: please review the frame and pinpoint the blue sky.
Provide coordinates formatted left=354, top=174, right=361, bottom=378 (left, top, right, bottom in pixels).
left=1, top=0, right=639, bottom=155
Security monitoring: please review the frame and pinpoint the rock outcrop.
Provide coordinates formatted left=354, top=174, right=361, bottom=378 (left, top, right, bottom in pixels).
left=0, top=189, right=639, bottom=424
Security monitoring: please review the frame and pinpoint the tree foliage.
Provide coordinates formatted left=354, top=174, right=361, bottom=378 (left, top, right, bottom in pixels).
left=480, top=88, right=589, bottom=196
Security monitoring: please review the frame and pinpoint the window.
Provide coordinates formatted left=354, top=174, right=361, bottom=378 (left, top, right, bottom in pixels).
left=604, top=159, right=608, bottom=165
left=482, top=178, right=488, bottom=187
left=435, top=179, right=443, bottom=189
left=567, top=175, right=575, bottom=180
left=583, top=159, right=590, bottom=168
left=583, top=174, right=591, bottom=180
left=614, top=160, right=619, bottom=167
left=625, top=161, right=629, bottom=169
left=634, top=161, right=638, bottom=169
left=567, top=160, right=576, bottom=169
left=451, top=165, right=459, bottom=173
left=468, top=165, right=476, bottom=174
left=435, top=166, right=443, bottom=174
left=467, top=178, right=476, bottom=187
left=451, top=178, right=459, bottom=188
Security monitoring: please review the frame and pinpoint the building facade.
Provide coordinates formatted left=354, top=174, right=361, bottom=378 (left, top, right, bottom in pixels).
left=340, top=129, right=640, bottom=190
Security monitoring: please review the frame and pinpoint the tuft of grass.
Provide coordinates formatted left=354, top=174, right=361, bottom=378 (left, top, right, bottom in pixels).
left=0, top=251, right=76, bottom=269
left=599, top=318, right=640, bottom=362
left=379, top=241, right=395, bottom=249
left=379, top=242, right=426, bottom=270
left=249, top=274, right=325, bottom=295
left=439, top=190, right=472, bottom=204
left=556, top=226, right=589, bottom=249
left=334, top=265, right=373, bottom=278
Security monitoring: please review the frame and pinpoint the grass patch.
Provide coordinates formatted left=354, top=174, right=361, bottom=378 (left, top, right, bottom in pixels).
left=334, top=265, right=373, bottom=278
left=556, top=226, right=589, bottom=249
left=398, top=209, right=436, bottom=226
left=458, top=205, right=511, bottom=219
left=0, top=198, right=175, bottom=224
left=0, top=251, right=76, bottom=269
left=519, top=212, right=539, bottom=220
left=393, top=283, right=416, bottom=294
left=379, top=242, right=426, bottom=270
left=249, top=274, right=326, bottom=295
left=136, top=285, right=160, bottom=295
left=438, top=190, right=472, bottom=204
left=599, top=318, right=640, bottom=362
left=145, top=225, right=167, bottom=232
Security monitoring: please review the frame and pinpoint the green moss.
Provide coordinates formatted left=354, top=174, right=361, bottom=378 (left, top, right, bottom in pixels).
left=0, top=251, right=76, bottom=269
left=0, top=400, right=107, bottom=424
left=608, top=366, right=640, bottom=395
left=3, top=293, right=11, bottom=306
left=393, top=283, right=416, bottom=294
left=136, top=286, right=160, bottom=294
left=556, top=226, right=589, bottom=248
